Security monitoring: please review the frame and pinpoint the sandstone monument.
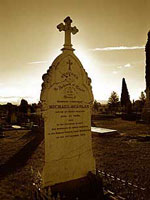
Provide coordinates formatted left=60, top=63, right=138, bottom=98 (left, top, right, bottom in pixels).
left=142, top=31, right=150, bottom=123
left=40, top=17, right=96, bottom=188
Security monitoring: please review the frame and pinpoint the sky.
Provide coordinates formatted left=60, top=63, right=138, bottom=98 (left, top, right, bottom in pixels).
left=0, top=0, right=150, bottom=104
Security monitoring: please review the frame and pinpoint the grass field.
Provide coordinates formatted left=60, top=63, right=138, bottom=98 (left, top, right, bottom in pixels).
left=93, top=118, right=150, bottom=199
left=0, top=118, right=150, bottom=199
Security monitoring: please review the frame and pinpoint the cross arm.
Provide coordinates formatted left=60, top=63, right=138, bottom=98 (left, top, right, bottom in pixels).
left=71, top=26, right=79, bottom=35
left=57, top=23, right=65, bottom=32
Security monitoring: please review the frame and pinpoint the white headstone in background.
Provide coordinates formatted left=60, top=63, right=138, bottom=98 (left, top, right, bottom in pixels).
left=40, top=16, right=95, bottom=187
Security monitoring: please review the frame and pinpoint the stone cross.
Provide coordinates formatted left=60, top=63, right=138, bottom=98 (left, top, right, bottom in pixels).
left=57, top=16, right=79, bottom=51
left=67, top=59, right=73, bottom=70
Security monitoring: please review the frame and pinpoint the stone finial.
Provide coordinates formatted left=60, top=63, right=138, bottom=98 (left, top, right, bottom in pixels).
left=57, top=16, right=79, bottom=51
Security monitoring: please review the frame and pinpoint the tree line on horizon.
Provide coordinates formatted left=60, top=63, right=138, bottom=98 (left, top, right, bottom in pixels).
left=93, top=77, right=146, bottom=114
left=0, top=99, right=42, bottom=125
left=0, top=77, right=146, bottom=115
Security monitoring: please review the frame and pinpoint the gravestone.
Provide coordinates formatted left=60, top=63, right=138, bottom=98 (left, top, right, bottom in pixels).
left=40, top=17, right=96, bottom=188
left=91, top=127, right=118, bottom=135
left=142, top=31, right=150, bottom=123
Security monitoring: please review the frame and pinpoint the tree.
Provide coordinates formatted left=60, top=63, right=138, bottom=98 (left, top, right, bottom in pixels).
left=31, top=103, right=37, bottom=113
left=19, top=99, right=28, bottom=113
left=139, top=91, right=146, bottom=104
left=93, top=100, right=100, bottom=111
left=108, top=91, right=119, bottom=112
left=121, top=78, right=132, bottom=113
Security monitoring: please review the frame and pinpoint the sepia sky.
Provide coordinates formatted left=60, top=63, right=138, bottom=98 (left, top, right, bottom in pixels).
left=0, top=0, right=150, bottom=104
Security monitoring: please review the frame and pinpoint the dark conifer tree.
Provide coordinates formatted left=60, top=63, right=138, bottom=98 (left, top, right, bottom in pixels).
left=121, top=78, right=131, bottom=113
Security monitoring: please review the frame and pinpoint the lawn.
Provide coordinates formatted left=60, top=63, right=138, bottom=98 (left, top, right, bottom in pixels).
left=92, top=118, right=150, bottom=199
left=0, top=118, right=150, bottom=199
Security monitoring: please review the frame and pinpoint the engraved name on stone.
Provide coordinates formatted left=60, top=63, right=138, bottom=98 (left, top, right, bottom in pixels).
left=48, top=102, right=90, bottom=139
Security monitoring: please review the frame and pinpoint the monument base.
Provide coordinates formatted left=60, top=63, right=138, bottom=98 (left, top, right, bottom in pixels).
left=49, top=172, right=104, bottom=200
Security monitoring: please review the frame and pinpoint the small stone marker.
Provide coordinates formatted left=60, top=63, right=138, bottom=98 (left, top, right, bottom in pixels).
left=41, top=17, right=95, bottom=187
left=91, top=127, right=118, bottom=135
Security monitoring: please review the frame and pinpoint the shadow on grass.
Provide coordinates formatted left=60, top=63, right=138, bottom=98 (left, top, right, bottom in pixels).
left=0, top=128, right=44, bottom=180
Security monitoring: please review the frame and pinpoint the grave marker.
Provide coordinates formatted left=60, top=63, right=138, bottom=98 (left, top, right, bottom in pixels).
left=40, top=16, right=95, bottom=187
left=142, top=31, right=150, bottom=123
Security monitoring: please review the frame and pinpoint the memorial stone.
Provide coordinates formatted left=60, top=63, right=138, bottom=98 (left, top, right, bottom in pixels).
left=142, top=31, right=150, bottom=123
left=40, top=16, right=96, bottom=187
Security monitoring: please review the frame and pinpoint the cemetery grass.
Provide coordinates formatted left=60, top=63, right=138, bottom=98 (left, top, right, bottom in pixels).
left=1, top=118, right=150, bottom=199
left=0, top=129, right=44, bottom=200
left=93, top=118, right=150, bottom=191
left=0, top=130, right=34, bottom=166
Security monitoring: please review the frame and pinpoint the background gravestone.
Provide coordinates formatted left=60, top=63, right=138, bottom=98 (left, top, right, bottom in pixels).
left=40, top=17, right=96, bottom=187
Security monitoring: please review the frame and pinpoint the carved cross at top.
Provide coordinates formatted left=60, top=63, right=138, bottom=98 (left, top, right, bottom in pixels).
left=67, top=60, right=73, bottom=71
left=57, top=16, right=79, bottom=51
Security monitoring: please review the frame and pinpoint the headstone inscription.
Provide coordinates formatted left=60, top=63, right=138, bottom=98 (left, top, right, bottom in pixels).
left=40, top=17, right=96, bottom=187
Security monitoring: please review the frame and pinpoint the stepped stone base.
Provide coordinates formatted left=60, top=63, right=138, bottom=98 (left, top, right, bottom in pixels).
left=50, top=172, right=104, bottom=200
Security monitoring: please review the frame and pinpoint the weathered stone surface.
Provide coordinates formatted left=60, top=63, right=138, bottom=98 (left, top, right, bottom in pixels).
left=142, top=31, right=150, bottom=123
left=40, top=17, right=95, bottom=187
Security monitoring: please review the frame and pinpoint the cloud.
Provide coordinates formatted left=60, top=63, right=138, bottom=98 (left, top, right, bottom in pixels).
left=0, top=96, right=29, bottom=99
left=124, top=63, right=132, bottom=68
left=117, top=63, right=132, bottom=70
left=0, top=96, right=37, bottom=104
left=90, top=46, right=144, bottom=51
left=112, top=71, right=118, bottom=74
left=117, top=66, right=122, bottom=69
left=113, top=63, right=133, bottom=74
left=28, top=61, right=48, bottom=64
